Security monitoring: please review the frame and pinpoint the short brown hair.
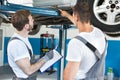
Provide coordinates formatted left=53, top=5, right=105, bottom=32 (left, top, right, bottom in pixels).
left=11, top=10, right=31, bottom=31
left=73, top=0, right=91, bottom=23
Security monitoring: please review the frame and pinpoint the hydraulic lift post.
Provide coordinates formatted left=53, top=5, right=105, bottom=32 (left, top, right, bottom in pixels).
left=58, top=24, right=70, bottom=80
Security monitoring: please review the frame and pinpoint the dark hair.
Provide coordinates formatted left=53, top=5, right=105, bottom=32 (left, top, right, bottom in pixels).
left=11, top=10, right=31, bottom=31
left=73, top=0, right=91, bottom=23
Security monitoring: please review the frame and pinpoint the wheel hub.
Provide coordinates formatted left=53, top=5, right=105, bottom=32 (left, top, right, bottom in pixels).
left=110, top=4, right=116, bottom=9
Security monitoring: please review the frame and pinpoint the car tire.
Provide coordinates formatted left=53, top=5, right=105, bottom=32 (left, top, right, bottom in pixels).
left=28, top=23, right=41, bottom=35
left=89, top=0, right=120, bottom=36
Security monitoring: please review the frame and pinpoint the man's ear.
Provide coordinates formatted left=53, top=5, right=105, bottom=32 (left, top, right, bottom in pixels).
left=74, top=14, right=79, bottom=22
left=24, top=24, right=29, bottom=29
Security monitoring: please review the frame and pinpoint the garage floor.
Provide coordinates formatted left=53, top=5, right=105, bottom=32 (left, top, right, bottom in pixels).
left=0, top=65, right=57, bottom=80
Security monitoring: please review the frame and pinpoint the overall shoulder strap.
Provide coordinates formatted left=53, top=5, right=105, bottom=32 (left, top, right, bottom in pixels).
left=74, top=36, right=101, bottom=59
left=10, top=37, right=32, bottom=57
left=75, top=36, right=107, bottom=79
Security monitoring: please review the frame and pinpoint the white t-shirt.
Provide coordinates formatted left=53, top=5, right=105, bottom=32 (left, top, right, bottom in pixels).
left=66, top=27, right=106, bottom=79
left=7, top=33, right=33, bottom=78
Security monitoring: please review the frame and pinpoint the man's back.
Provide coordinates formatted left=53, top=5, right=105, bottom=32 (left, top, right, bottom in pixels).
left=66, top=27, right=107, bottom=79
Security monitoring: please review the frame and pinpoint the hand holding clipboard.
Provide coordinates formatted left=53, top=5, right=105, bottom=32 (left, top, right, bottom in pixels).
left=40, top=49, right=62, bottom=72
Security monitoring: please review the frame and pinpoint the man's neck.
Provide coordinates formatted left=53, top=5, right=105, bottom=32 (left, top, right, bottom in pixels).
left=16, top=30, right=28, bottom=38
left=78, top=22, right=93, bottom=33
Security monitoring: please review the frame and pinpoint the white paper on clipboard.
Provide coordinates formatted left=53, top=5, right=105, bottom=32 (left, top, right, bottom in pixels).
left=40, top=49, right=62, bottom=72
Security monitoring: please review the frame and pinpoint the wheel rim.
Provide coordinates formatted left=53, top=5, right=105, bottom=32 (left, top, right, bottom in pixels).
left=93, top=0, right=120, bottom=25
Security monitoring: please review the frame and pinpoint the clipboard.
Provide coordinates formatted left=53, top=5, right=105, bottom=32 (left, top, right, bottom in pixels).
left=40, top=49, right=62, bottom=72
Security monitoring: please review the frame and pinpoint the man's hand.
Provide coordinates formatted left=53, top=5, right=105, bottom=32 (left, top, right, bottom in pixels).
left=59, top=9, right=75, bottom=25
left=42, top=50, right=54, bottom=62
left=59, top=9, right=70, bottom=18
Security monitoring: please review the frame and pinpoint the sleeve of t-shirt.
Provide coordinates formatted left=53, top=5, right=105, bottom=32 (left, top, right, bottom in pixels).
left=66, top=38, right=83, bottom=62
left=10, top=40, right=30, bottom=61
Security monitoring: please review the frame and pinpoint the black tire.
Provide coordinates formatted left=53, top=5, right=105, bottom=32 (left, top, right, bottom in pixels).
left=28, top=23, right=41, bottom=35
left=89, top=0, right=120, bottom=36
